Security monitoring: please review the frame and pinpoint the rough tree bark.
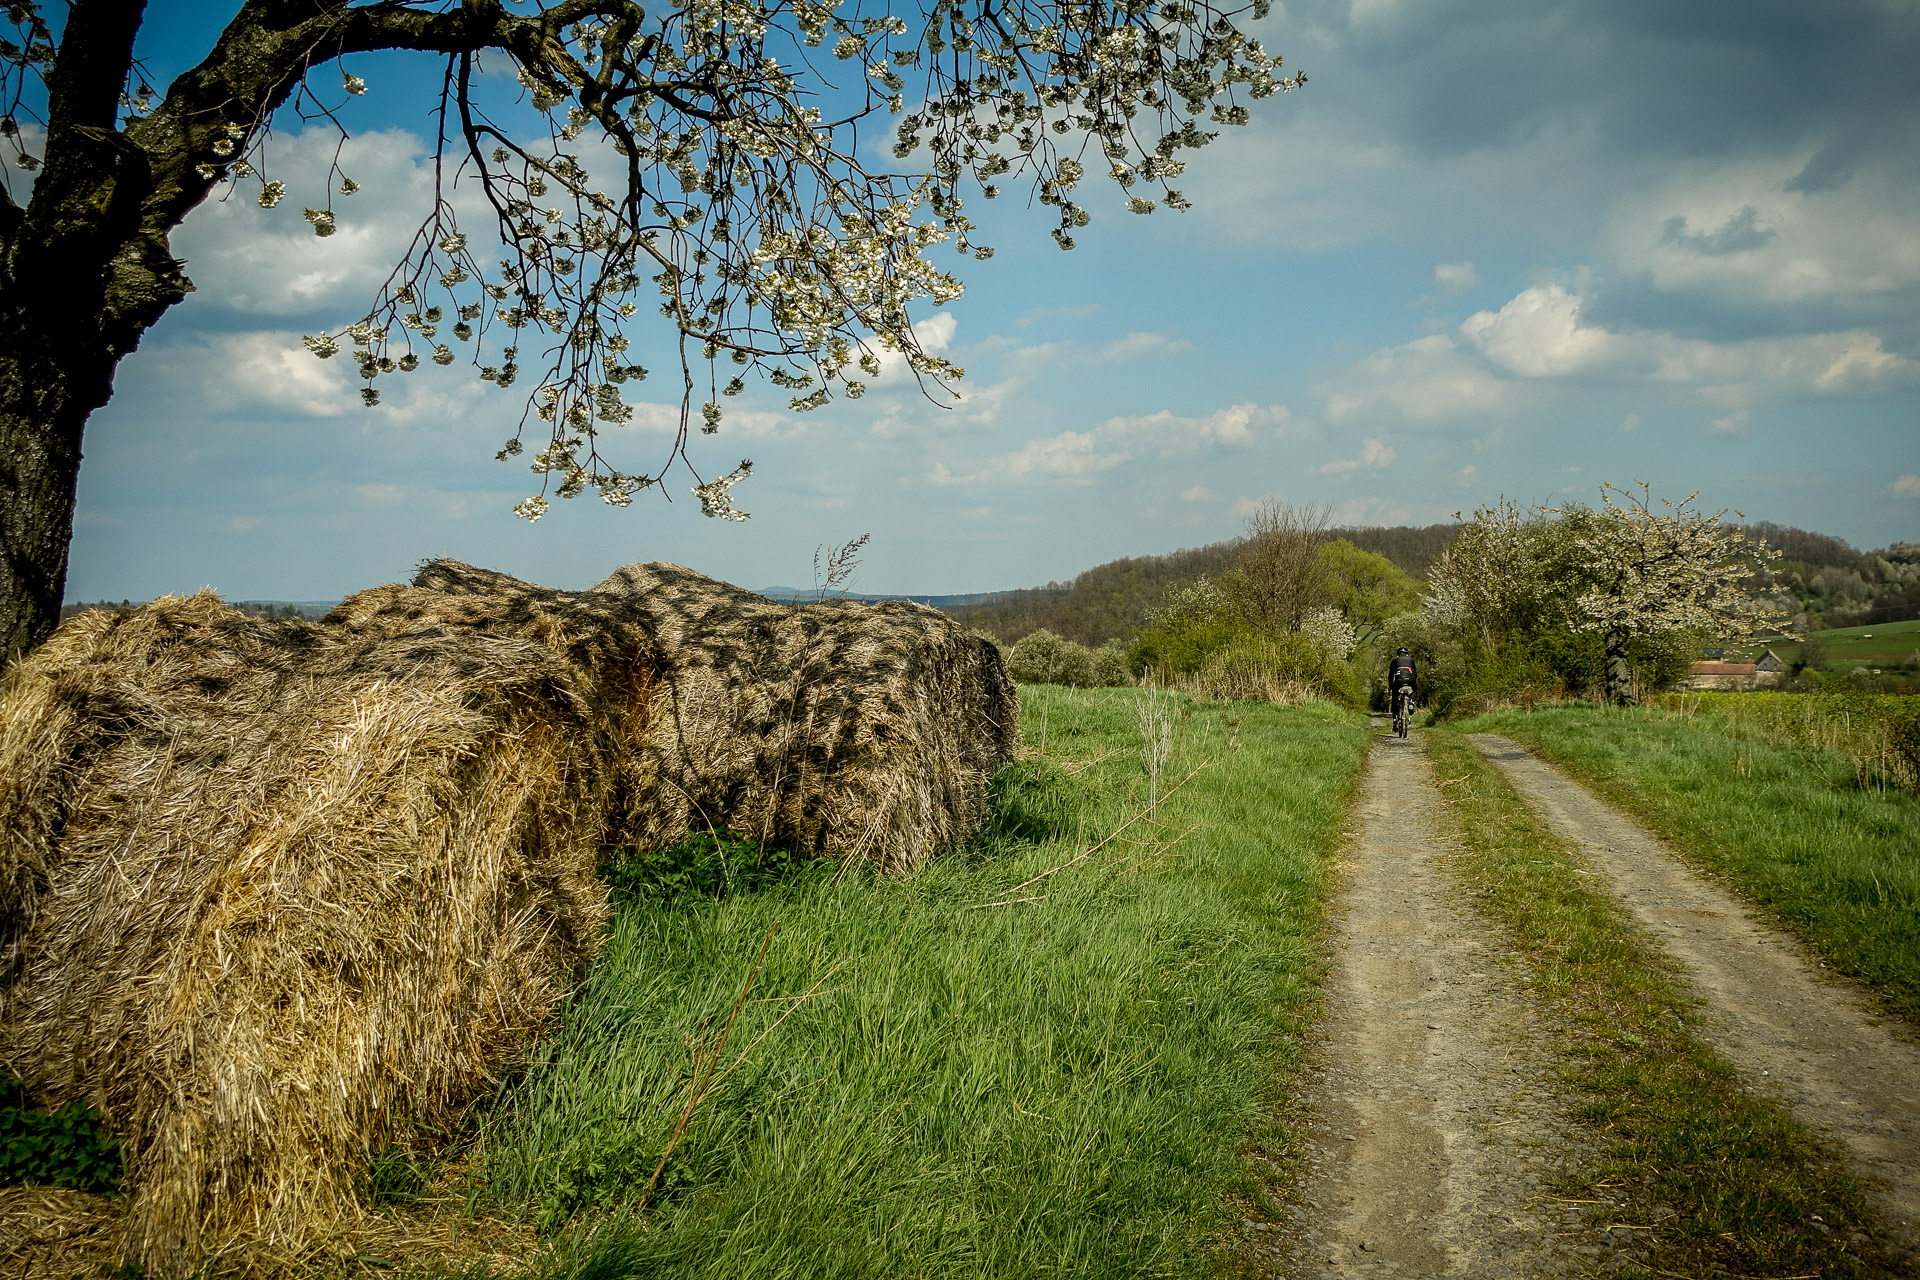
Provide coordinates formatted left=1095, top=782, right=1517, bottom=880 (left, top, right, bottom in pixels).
left=1603, top=630, right=1637, bottom=707
left=0, top=0, right=602, bottom=660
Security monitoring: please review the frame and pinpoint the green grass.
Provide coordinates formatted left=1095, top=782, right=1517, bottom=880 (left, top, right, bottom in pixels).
left=465, top=688, right=1367, bottom=1278
left=1453, top=703, right=1920, bottom=1023
left=1426, top=731, right=1903, bottom=1279
left=1764, top=617, right=1920, bottom=669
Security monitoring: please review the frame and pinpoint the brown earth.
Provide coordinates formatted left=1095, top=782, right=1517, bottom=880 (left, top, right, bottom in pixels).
left=1252, top=725, right=1608, bottom=1278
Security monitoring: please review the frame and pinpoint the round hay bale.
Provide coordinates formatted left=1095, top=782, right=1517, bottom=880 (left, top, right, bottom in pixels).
left=588, top=561, right=1018, bottom=870
left=379, top=559, right=1021, bottom=871
left=0, top=594, right=611, bottom=1276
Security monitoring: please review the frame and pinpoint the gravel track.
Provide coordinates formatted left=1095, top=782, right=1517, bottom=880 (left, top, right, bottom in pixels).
left=1261, top=727, right=1601, bottom=1278
left=1469, top=732, right=1920, bottom=1243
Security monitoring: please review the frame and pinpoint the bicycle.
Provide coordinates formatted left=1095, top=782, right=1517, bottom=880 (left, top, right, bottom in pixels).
left=1391, top=684, right=1414, bottom=738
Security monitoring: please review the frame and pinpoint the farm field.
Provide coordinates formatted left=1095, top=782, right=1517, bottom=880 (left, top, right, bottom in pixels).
left=1762, top=617, right=1920, bottom=670
left=1454, top=703, right=1920, bottom=1023
left=460, top=687, right=1369, bottom=1277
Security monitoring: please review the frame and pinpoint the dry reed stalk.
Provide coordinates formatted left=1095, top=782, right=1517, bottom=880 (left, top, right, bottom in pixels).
left=638, top=923, right=778, bottom=1209
left=0, top=595, right=613, bottom=1277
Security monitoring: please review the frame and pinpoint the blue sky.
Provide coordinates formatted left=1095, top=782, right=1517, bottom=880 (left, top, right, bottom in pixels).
left=60, top=0, right=1920, bottom=601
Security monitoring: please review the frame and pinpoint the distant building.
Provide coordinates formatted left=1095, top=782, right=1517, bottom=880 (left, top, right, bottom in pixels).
left=1681, top=656, right=1783, bottom=691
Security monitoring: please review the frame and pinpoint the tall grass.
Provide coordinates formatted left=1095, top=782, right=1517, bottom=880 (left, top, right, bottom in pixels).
left=1650, top=690, right=1920, bottom=793
left=1457, top=703, right=1920, bottom=1023
left=471, top=687, right=1367, bottom=1277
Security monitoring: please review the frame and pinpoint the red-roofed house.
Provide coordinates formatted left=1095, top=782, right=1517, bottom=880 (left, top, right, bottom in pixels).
left=1681, top=650, right=1785, bottom=690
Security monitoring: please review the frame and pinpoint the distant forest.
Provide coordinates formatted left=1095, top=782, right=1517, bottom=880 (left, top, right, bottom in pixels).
left=946, top=523, right=1461, bottom=647
left=946, top=521, right=1920, bottom=647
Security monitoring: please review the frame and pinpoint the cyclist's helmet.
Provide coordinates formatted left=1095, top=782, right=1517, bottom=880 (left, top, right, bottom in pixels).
left=1397, top=646, right=1409, bottom=656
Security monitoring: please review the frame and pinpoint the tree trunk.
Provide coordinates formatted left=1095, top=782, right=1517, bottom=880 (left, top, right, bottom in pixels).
left=0, top=333, right=118, bottom=661
left=1604, top=630, right=1637, bottom=707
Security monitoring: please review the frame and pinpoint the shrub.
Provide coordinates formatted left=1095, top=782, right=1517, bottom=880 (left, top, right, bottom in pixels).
left=1090, top=640, right=1134, bottom=688
left=1008, top=628, right=1096, bottom=687
left=1179, top=631, right=1364, bottom=709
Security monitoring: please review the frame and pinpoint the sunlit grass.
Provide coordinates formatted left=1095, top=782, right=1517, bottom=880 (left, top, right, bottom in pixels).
left=468, top=688, right=1367, bottom=1278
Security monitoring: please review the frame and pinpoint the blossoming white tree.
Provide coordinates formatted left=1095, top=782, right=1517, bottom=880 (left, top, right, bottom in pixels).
left=1567, top=482, right=1783, bottom=706
left=0, top=0, right=1303, bottom=658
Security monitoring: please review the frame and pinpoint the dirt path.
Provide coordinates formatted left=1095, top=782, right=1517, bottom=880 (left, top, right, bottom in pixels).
left=1265, top=727, right=1603, bottom=1278
left=1469, top=734, right=1920, bottom=1239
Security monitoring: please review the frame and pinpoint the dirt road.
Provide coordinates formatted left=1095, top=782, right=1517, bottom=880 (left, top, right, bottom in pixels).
left=1471, top=733, right=1920, bottom=1237
left=1268, top=726, right=1600, bottom=1278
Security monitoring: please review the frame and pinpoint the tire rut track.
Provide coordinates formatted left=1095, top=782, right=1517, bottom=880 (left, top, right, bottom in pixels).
left=1262, top=728, right=1599, bottom=1278
left=1468, top=733, right=1920, bottom=1243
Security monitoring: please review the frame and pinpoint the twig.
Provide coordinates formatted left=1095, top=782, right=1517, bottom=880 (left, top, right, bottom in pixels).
left=969, top=894, right=1048, bottom=909
left=639, top=921, right=779, bottom=1207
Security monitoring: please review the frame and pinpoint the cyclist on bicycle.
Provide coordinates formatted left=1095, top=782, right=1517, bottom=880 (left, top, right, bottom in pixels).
left=1388, top=646, right=1417, bottom=731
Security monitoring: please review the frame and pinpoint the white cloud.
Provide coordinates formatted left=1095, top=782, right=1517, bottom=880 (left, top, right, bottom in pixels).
left=870, top=311, right=960, bottom=386
left=1322, top=334, right=1512, bottom=423
left=1180, top=484, right=1215, bottom=502
left=1606, top=154, right=1920, bottom=312
left=1318, top=437, right=1396, bottom=473
left=1460, top=286, right=1619, bottom=377
left=1891, top=473, right=1920, bottom=498
left=1322, top=284, right=1913, bottom=428
left=932, top=402, right=1287, bottom=487
left=355, top=483, right=407, bottom=507
left=1095, top=330, right=1194, bottom=362
left=1330, top=496, right=1414, bottom=526
left=1452, top=465, right=1479, bottom=487
left=198, top=331, right=357, bottom=418
left=615, top=399, right=802, bottom=440
left=1432, top=261, right=1479, bottom=293
left=173, top=129, right=459, bottom=316
left=931, top=430, right=1124, bottom=486
left=225, top=515, right=264, bottom=533
left=1710, top=409, right=1750, bottom=437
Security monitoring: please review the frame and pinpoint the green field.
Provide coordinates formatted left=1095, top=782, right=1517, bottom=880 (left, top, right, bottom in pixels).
left=1456, top=704, right=1920, bottom=1022
left=1761, top=617, right=1920, bottom=670
left=467, top=687, right=1368, bottom=1277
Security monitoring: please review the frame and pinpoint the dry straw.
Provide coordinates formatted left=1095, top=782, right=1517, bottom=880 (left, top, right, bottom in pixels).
left=0, top=561, right=1017, bottom=1275
left=0, top=594, right=612, bottom=1275
left=350, top=558, right=1023, bottom=873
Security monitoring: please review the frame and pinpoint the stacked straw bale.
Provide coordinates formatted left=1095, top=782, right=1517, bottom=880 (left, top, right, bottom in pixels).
left=0, top=560, right=1016, bottom=1274
left=0, top=595, right=612, bottom=1275
left=330, top=558, right=1021, bottom=872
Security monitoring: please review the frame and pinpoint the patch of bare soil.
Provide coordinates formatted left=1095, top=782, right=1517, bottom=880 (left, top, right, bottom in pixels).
left=1469, top=733, right=1920, bottom=1245
left=1249, top=728, right=1609, bottom=1279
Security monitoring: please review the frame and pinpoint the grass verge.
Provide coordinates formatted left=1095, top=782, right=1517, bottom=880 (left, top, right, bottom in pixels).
left=1426, top=729, right=1903, bottom=1279
left=462, top=687, right=1367, bottom=1278
left=1454, top=703, right=1920, bottom=1023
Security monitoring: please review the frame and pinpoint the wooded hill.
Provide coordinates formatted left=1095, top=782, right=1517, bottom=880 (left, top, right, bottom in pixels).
left=946, top=523, right=1460, bottom=647
left=946, top=521, right=1919, bottom=648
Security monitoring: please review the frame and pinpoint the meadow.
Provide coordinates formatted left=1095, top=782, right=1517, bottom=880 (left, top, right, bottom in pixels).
left=1763, top=618, right=1920, bottom=672
left=460, top=687, right=1368, bottom=1276
left=1455, top=702, right=1920, bottom=1023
